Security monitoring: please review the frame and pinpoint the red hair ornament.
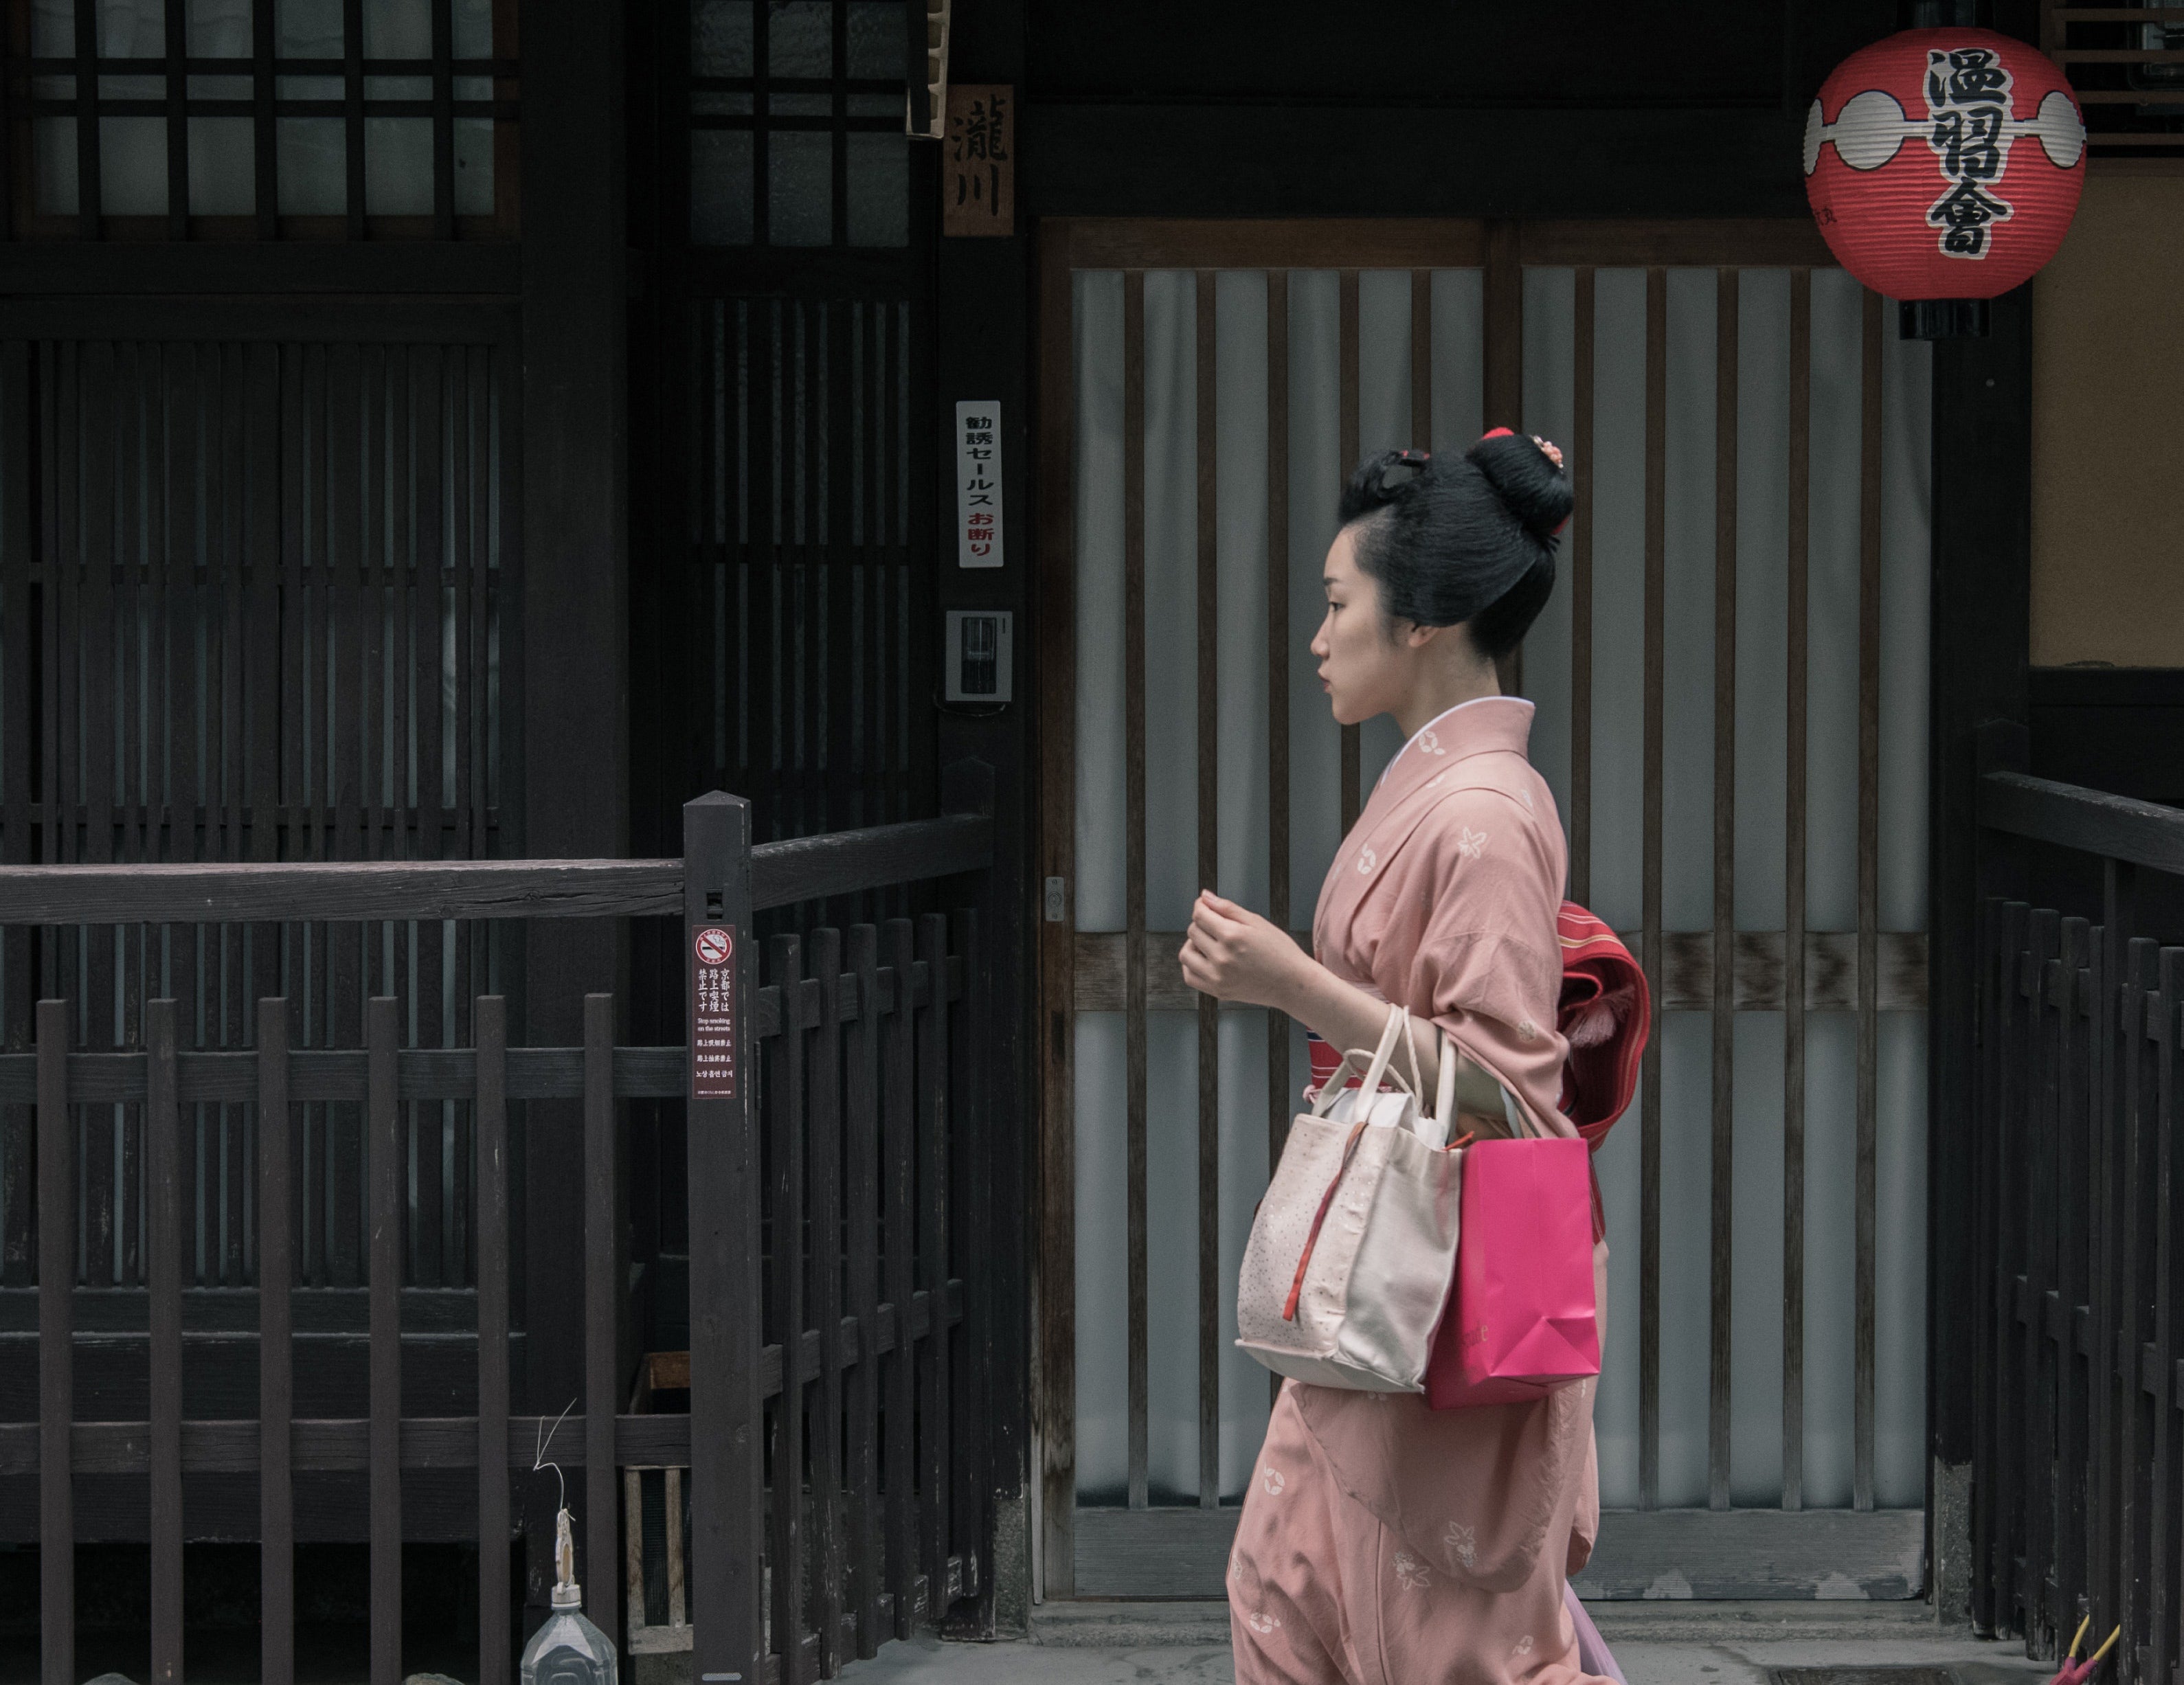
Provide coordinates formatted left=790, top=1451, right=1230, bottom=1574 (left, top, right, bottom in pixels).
left=1804, top=28, right=2084, bottom=303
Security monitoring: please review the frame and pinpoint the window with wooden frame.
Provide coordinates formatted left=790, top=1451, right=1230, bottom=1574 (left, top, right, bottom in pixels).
left=4, top=0, right=519, bottom=240
left=686, top=0, right=913, bottom=249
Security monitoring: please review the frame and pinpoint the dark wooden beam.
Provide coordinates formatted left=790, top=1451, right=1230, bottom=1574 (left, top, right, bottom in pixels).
left=1927, top=282, right=2032, bottom=1519
left=519, top=0, right=629, bottom=1615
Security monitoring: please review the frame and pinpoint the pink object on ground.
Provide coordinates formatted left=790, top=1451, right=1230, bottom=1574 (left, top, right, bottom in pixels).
left=1423, top=1135, right=1601, bottom=1410
left=1564, top=1585, right=1627, bottom=1684
left=1230, top=697, right=1614, bottom=1683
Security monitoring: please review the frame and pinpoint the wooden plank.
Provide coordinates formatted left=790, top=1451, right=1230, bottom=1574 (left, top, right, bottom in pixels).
left=1977, top=773, right=2184, bottom=875
left=1061, top=218, right=1488, bottom=271
left=259, top=999, right=295, bottom=1685
left=1072, top=929, right=1928, bottom=1015
left=1194, top=269, right=1220, bottom=1512
left=768, top=935, right=810, bottom=1682
left=1519, top=219, right=1836, bottom=269
left=1266, top=267, right=1293, bottom=1227
left=147, top=999, right=182, bottom=1685
left=1338, top=269, right=1360, bottom=833
left=583, top=991, right=618, bottom=1636
left=82, top=341, right=116, bottom=1294
left=748, top=299, right=779, bottom=844
left=2053, top=918, right=2093, bottom=1629
left=475, top=993, right=510, bottom=1685
left=1640, top=267, right=1667, bottom=1513
left=1970, top=898, right=2002, bottom=1630
left=1569, top=269, right=1595, bottom=909
left=1483, top=218, right=1523, bottom=433
left=1709, top=267, right=1737, bottom=1515
left=2023, top=910, right=2060, bottom=1642
left=804, top=933, right=846, bottom=1667
left=38, top=999, right=73, bottom=1685
left=0, top=814, right=989, bottom=927
left=1487, top=221, right=1524, bottom=706
left=1854, top=285, right=1881, bottom=1515
left=681, top=793, right=765, bottom=1685
left=1037, top=224, right=1081, bottom=1599
left=328, top=343, right=367, bottom=1296
left=0, top=1410, right=760, bottom=1478
left=1410, top=268, right=1432, bottom=448
left=341, top=0, right=366, bottom=238
left=1569, top=1508, right=1928, bottom=1601
left=1123, top=269, right=1150, bottom=1514
left=2148, top=949, right=2182, bottom=1685
left=368, top=995, right=401, bottom=1685
left=916, top=914, right=953, bottom=1596
left=945, top=896, right=993, bottom=1626
left=881, top=917, right=921, bottom=1631
left=843, top=925, right=883, bottom=1655
left=1070, top=1505, right=1928, bottom=1602
left=1783, top=268, right=1810, bottom=1515
left=1993, top=901, right=2031, bottom=1629
left=1, top=341, right=32, bottom=1291
left=430, top=0, right=455, bottom=237
left=2118, top=938, right=2161, bottom=1661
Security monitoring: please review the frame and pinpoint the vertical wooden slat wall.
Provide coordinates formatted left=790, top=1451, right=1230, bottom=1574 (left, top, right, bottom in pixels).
left=14, top=886, right=987, bottom=1685
left=7, top=317, right=513, bottom=1674
left=1032, top=227, right=1961, bottom=1616
left=1972, top=881, right=2184, bottom=1677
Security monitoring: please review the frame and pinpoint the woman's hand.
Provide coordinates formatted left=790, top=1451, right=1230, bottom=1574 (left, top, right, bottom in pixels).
left=1180, top=892, right=1311, bottom=1010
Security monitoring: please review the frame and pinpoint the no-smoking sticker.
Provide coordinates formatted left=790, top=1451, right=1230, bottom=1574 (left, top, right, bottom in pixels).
left=690, top=924, right=738, bottom=1100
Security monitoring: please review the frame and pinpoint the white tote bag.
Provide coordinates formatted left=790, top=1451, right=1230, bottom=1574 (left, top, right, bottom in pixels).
left=1235, top=1005, right=1464, bottom=1392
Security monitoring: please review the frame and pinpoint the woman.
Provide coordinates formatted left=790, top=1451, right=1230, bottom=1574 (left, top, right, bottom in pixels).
left=1181, top=431, right=1614, bottom=1685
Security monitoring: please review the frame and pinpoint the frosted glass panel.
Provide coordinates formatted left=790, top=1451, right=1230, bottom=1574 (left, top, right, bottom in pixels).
left=29, top=0, right=498, bottom=220
left=1068, top=260, right=1930, bottom=1516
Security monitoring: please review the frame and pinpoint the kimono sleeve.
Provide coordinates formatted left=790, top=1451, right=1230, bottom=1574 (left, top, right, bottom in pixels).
left=1395, top=789, right=1562, bottom=1035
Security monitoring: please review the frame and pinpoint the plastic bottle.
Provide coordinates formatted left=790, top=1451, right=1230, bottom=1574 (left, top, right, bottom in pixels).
left=520, top=1506, right=618, bottom=1685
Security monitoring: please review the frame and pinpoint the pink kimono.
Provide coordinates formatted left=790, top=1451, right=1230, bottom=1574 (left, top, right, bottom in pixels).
left=1229, top=696, right=1614, bottom=1685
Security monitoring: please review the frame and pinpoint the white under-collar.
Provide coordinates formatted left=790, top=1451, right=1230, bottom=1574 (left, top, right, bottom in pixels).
left=1377, top=694, right=1536, bottom=791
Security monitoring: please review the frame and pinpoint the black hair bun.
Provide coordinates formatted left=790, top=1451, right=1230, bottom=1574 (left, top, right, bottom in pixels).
left=1467, top=431, right=1573, bottom=546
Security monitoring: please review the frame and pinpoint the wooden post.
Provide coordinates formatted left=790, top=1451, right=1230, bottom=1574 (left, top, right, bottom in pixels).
left=477, top=995, right=513, bottom=1685
left=147, top=998, right=182, bottom=1685
left=584, top=991, right=620, bottom=1638
left=1928, top=283, right=2033, bottom=1619
left=368, top=996, right=403, bottom=1685
left=258, top=998, right=295, bottom=1685
left=521, top=0, right=629, bottom=1620
left=37, top=999, right=71, bottom=1685
left=682, top=792, right=765, bottom=1684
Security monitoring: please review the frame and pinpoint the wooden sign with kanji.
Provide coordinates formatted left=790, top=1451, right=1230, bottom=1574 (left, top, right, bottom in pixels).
left=943, top=83, right=1014, bottom=236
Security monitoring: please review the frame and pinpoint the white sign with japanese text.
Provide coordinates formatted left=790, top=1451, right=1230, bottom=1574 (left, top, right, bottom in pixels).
left=956, top=400, right=1003, bottom=568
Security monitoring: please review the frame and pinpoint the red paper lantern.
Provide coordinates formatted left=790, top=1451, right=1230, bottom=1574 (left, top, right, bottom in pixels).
left=1803, top=27, right=2084, bottom=300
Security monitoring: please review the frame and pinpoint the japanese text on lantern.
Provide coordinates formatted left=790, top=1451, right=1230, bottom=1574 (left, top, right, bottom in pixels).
left=1924, top=46, right=2014, bottom=259
left=956, top=400, right=1003, bottom=568
left=690, top=925, right=737, bottom=1100
left=943, top=84, right=1014, bottom=237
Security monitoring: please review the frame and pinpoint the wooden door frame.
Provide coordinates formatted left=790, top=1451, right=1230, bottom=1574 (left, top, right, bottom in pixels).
left=1029, top=215, right=1950, bottom=1603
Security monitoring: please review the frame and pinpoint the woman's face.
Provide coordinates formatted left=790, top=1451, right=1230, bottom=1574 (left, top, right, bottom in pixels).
left=1311, top=525, right=1410, bottom=727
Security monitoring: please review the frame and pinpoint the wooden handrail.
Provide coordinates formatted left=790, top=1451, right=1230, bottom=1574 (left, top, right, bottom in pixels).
left=0, top=809, right=991, bottom=925
left=1978, top=769, right=2184, bottom=876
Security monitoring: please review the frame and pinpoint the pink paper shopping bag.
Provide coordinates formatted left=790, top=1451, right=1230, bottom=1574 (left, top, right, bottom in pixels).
left=1423, top=1134, right=1599, bottom=1410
